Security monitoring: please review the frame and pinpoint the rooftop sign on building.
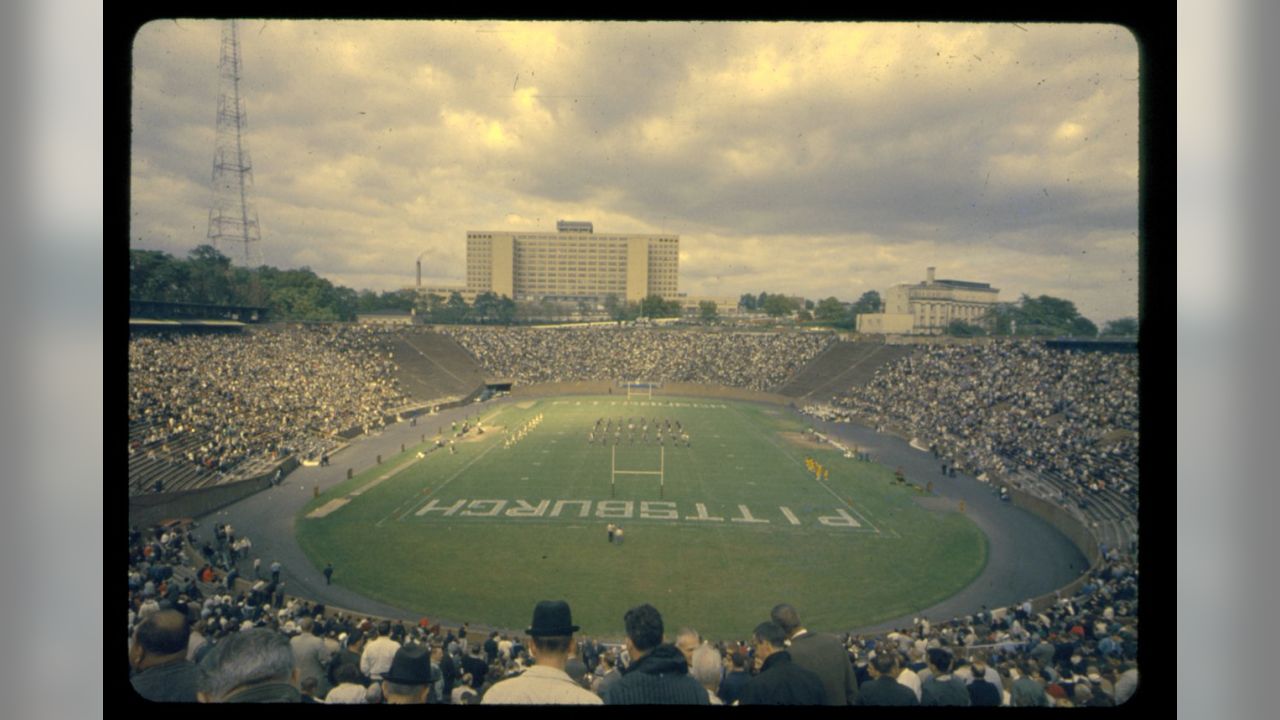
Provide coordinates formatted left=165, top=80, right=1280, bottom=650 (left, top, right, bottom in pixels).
left=556, top=220, right=594, bottom=233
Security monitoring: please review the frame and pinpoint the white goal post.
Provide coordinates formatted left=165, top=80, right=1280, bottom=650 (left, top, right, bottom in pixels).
left=611, top=445, right=665, bottom=498
left=624, top=380, right=656, bottom=399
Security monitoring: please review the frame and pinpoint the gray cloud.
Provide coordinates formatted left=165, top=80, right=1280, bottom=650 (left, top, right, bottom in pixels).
left=130, top=20, right=1139, bottom=323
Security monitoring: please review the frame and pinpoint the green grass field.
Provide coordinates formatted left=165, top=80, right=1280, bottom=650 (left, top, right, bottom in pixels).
left=297, top=396, right=987, bottom=640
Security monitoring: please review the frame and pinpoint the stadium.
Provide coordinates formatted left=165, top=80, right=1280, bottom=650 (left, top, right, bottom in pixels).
left=127, top=322, right=1139, bottom=705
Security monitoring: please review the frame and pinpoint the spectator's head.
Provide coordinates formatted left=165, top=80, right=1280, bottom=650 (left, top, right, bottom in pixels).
left=345, top=628, right=366, bottom=651
left=130, top=608, right=190, bottom=670
left=675, top=627, right=701, bottom=666
left=381, top=644, right=433, bottom=704
left=196, top=628, right=298, bottom=702
left=926, top=647, right=955, bottom=674
left=298, top=617, right=314, bottom=636
left=691, top=644, right=723, bottom=692
left=622, top=604, right=664, bottom=658
left=377, top=620, right=392, bottom=638
left=751, top=621, right=789, bottom=666
left=525, top=600, right=579, bottom=666
left=769, top=603, right=802, bottom=636
left=870, top=646, right=900, bottom=678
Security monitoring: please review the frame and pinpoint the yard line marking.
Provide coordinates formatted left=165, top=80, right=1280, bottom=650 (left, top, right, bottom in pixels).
left=396, top=440, right=504, bottom=521
left=726, top=402, right=882, bottom=535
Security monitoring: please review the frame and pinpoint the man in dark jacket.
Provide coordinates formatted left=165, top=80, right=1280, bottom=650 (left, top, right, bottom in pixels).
left=855, top=645, right=919, bottom=706
left=600, top=603, right=709, bottom=705
left=461, top=643, right=488, bottom=690
left=739, top=621, right=826, bottom=705
left=920, top=647, right=971, bottom=706
left=130, top=609, right=201, bottom=702
left=717, top=647, right=752, bottom=705
left=770, top=603, right=859, bottom=705
left=327, top=628, right=368, bottom=690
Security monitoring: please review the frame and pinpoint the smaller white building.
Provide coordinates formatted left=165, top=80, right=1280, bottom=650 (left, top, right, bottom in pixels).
left=857, top=267, right=999, bottom=335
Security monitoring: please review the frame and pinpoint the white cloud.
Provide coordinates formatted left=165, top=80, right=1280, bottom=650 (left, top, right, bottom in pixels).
left=130, top=20, right=1139, bottom=322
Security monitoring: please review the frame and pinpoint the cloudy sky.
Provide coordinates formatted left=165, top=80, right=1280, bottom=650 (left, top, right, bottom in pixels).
left=131, top=20, right=1139, bottom=324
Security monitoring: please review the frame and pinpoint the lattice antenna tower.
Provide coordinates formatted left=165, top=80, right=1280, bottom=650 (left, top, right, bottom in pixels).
left=207, top=19, right=262, bottom=267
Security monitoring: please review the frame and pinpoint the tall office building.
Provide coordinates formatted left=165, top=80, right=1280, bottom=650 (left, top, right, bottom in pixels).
left=466, top=220, right=678, bottom=304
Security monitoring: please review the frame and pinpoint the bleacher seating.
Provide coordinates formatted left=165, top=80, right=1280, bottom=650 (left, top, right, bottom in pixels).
left=388, top=329, right=487, bottom=402
left=774, top=342, right=915, bottom=398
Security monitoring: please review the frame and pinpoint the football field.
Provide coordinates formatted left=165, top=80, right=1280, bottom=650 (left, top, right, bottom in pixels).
left=297, top=395, right=987, bottom=639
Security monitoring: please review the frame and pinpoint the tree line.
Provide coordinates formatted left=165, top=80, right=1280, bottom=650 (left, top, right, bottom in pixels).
left=129, top=245, right=687, bottom=324
left=131, top=245, right=1135, bottom=336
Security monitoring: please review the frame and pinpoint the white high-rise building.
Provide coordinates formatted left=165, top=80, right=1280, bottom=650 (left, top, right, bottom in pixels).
left=465, top=220, right=678, bottom=304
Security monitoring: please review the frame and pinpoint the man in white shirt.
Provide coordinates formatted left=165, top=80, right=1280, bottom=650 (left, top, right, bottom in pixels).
left=360, top=621, right=402, bottom=681
left=481, top=600, right=603, bottom=705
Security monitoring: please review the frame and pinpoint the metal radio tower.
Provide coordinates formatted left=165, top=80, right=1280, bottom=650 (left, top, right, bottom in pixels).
left=207, top=19, right=262, bottom=266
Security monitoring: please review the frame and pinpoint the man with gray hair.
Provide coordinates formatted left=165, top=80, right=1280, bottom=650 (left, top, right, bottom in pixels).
left=196, top=628, right=301, bottom=702
left=290, top=617, right=333, bottom=698
left=770, top=602, right=859, bottom=705
left=690, top=644, right=725, bottom=704
left=674, top=626, right=702, bottom=669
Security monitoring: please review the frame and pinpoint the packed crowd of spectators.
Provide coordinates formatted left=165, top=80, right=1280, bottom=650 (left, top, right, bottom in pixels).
left=440, top=326, right=834, bottom=392
left=128, top=325, right=410, bottom=475
left=807, top=341, right=1139, bottom=508
left=129, top=514, right=1138, bottom=706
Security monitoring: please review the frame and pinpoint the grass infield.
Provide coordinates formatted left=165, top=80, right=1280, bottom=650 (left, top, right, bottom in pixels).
left=297, top=395, right=987, bottom=639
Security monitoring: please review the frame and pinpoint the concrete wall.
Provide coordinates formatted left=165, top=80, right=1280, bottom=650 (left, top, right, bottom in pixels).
left=129, top=456, right=300, bottom=528
left=508, top=381, right=793, bottom=406
left=999, top=481, right=1103, bottom=612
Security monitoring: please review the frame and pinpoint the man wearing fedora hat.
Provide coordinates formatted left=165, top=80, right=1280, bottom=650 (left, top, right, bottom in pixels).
left=481, top=600, right=603, bottom=705
left=380, top=643, right=438, bottom=704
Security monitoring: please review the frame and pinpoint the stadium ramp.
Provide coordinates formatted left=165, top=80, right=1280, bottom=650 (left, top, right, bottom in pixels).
left=389, top=329, right=488, bottom=402
left=774, top=341, right=916, bottom=400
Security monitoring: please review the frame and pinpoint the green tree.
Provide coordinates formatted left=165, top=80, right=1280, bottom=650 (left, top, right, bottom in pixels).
left=738, top=293, right=757, bottom=312
left=443, top=291, right=469, bottom=323
left=850, top=290, right=882, bottom=316
left=814, top=296, right=847, bottom=322
left=604, top=293, right=623, bottom=321
left=472, top=291, right=500, bottom=323
left=356, top=289, right=381, bottom=313
left=946, top=319, right=986, bottom=337
left=797, top=308, right=813, bottom=322
left=985, top=303, right=1016, bottom=336
left=763, top=294, right=797, bottom=317
left=332, top=286, right=359, bottom=321
left=698, top=300, right=718, bottom=323
left=130, top=248, right=193, bottom=303
left=418, top=292, right=446, bottom=320
left=641, top=294, right=675, bottom=318
left=187, top=244, right=235, bottom=305
left=495, top=295, right=517, bottom=324
left=1103, top=317, right=1139, bottom=337
left=1070, top=316, right=1099, bottom=338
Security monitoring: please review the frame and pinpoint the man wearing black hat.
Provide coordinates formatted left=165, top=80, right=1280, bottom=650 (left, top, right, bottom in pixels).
left=482, top=600, right=603, bottom=704
left=380, top=643, right=438, bottom=704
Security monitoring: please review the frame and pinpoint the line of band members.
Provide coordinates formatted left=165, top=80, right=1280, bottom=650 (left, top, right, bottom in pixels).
left=588, top=417, right=690, bottom=446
